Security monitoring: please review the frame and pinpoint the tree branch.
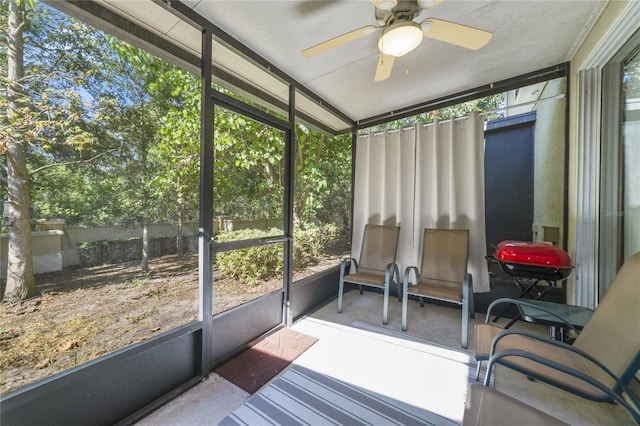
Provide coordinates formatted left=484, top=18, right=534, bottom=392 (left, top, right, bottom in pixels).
left=30, top=149, right=116, bottom=174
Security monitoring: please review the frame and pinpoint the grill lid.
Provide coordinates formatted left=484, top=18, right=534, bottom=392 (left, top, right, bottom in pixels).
left=494, top=240, right=573, bottom=269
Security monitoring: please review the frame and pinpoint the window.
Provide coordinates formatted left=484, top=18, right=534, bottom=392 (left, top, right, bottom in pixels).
left=212, top=106, right=286, bottom=314
left=1, top=3, right=200, bottom=394
left=291, top=126, right=352, bottom=285
left=600, top=29, right=640, bottom=298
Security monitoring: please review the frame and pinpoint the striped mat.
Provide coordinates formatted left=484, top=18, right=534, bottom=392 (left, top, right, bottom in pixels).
left=218, top=364, right=458, bottom=426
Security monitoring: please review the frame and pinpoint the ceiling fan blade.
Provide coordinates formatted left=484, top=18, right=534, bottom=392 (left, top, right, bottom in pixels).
left=422, top=18, right=492, bottom=50
left=302, top=25, right=378, bottom=57
left=374, top=53, right=395, bottom=81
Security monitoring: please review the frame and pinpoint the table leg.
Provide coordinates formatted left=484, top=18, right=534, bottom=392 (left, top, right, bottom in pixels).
left=491, top=279, right=556, bottom=328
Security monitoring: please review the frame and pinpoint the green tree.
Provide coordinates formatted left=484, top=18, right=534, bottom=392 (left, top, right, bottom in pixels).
left=1, top=1, right=139, bottom=298
left=2, top=0, right=36, bottom=301
left=294, top=126, right=351, bottom=229
left=155, top=68, right=200, bottom=255
left=95, top=40, right=179, bottom=272
left=213, top=106, right=285, bottom=220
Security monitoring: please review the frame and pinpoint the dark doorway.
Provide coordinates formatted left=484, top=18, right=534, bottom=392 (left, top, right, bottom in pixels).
left=484, top=112, right=536, bottom=279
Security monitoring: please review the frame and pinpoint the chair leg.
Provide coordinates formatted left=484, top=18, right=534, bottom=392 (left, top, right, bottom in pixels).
left=337, top=259, right=352, bottom=314
left=402, top=284, right=408, bottom=332
left=338, top=276, right=345, bottom=314
left=468, top=274, right=475, bottom=319
left=475, top=360, right=482, bottom=381
left=358, top=284, right=364, bottom=295
left=383, top=281, right=390, bottom=325
left=462, top=298, right=469, bottom=349
left=461, top=273, right=473, bottom=349
left=484, top=359, right=495, bottom=387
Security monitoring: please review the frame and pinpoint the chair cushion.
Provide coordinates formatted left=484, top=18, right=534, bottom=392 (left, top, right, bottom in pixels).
left=463, top=384, right=568, bottom=426
left=475, top=324, right=504, bottom=361
left=343, top=271, right=386, bottom=288
left=492, top=333, right=615, bottom=399
left=407, top=281, right=462, bottom=303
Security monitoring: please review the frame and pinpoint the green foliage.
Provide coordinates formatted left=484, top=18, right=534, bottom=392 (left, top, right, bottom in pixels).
left=295, top=128, right=352, bottom=228
left=213, top=108, right=285, bottom=219
left=215, top=228, right=283, bottom=286
left=624, top=56, right=640, bottom=99
left=215, top=225, right=340, bottom=286
left=293, top=223, right=341, bottom=265
left=2, top=2, right=349, bottom=236
left=368, top=93, right=505, bottom=132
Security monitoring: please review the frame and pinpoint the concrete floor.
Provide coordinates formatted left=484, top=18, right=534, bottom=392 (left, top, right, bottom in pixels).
left=135, top=290, right=637, bottom=425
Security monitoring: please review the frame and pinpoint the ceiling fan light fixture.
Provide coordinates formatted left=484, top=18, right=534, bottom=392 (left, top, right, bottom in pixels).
left=372, top=0, right=397, bottom=11
left=378, top=21, right=423, bottom=57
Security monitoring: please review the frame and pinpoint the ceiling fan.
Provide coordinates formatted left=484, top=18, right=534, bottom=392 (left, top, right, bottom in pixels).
left=302, top=0, right=493, bottom=82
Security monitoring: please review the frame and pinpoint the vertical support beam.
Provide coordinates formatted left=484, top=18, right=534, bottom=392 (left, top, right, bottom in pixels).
left=575, top=67, right=600, bottom=310
left=198, top=27, right=214, bottom=375
left=349, top=129, right=357, bottom=240
left=282, top=85, right=295, bottom=327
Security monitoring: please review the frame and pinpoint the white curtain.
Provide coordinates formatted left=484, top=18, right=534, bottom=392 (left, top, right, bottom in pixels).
left=414, top=112, right=490, bottom=292
left=353, top=111, right=490, bottom=292
left=352, top=128, right=416, bottom=274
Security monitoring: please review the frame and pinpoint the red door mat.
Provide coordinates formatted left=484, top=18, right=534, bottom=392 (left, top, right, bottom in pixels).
left=214, top=327, right=318, bottom=394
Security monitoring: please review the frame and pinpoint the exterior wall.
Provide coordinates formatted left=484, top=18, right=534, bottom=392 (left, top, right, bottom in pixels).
left=0, top=221, right=199, bottom=279
left=533, top=77, right=566, bottom=246
left=62, top=222, right=199, bottom=267
left=0, top=231, right=65, bottom=279
left=0, top=218, right=279, bottom=279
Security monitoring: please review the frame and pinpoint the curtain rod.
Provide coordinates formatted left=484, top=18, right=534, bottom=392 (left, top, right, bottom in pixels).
left=359, top=93, right=566, bottom=137
left=480, top=93, right=566, bottom=116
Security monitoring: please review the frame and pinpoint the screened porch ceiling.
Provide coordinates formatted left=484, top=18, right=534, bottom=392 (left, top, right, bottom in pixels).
left=59, top=0, right=605, bottom=134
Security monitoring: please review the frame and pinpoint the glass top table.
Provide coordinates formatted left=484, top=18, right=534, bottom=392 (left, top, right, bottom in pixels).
left=516, top=299, right=593, bottom=340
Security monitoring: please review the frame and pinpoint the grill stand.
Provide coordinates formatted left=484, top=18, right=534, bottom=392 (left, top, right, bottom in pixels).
left=491, top=277, right=557, bottom=328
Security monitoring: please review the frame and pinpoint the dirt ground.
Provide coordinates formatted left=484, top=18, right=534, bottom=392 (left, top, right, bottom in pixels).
left=0, top=253, right=336, bottom=395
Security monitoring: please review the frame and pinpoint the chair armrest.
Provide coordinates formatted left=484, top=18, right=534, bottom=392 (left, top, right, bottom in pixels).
left=339, top=257, right=358, bottom=276
left=464, top=273, right=473, bottom=292
left=485, top=330, right=640, bottom=422
left=484, top=298, right=581, bottom=335
left=385, top=262, right=400, bottom=283
left=402, top=265, right=420, bottom=288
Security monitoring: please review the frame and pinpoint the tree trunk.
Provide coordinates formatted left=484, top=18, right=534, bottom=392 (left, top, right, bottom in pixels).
left=141, top=221, right=149, bottom=273
left=3, top=0, right=37, bottom=302
left=176, top=178, right=184, bottom=257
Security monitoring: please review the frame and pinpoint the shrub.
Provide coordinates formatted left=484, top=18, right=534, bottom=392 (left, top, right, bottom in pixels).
left=215, top=224, right=340, bottom=286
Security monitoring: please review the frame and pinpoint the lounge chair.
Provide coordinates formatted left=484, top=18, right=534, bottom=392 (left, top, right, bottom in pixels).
left=480, top=251, right=640, bottom=417
left=474, top=298, right=585, bottom=381
left=463, top=384, right=569, bottom=425
left=401, top=228, right=474, bottom=348
left=337, top=224, right=400, bottom=325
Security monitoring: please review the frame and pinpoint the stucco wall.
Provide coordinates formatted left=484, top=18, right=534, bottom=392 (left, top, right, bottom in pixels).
left=533, top=77, right=566, bottom=246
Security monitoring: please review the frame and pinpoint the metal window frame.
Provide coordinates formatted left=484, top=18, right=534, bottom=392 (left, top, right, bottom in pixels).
left=575, top=0, right=640, bottom=309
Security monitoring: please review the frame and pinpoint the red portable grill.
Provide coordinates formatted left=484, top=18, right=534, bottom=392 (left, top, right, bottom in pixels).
left=489, top=240, right=574, bottom=327
left=493, top=240, right=573, bottom=281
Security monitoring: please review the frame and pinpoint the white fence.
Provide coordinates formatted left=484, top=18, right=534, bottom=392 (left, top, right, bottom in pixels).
left=0, top=218, right=283, bottom=279
left=0, top=220, right=199, bottom=279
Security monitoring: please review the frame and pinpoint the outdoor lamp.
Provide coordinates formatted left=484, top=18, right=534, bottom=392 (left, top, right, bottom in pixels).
left=378, top=21, right=423, bottom=57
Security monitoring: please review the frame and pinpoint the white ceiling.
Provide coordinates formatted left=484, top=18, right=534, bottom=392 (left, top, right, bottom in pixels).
left=181, top=0, right=603, bottom=119
left=90, top=0, right=605, bottom=130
